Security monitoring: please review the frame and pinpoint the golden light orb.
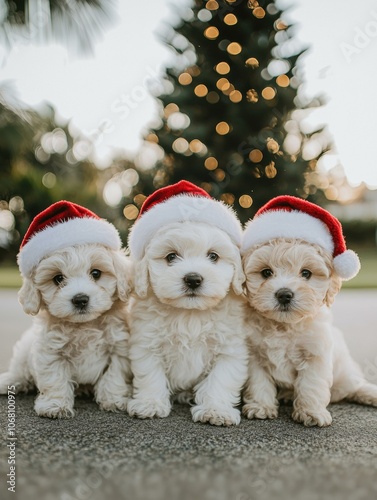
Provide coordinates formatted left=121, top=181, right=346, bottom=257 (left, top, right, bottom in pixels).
left=133, top=194, right=146, bottom=206
left=216, top=121, right=230, bottom=135
left=206, top=0, right=219, bottom=10
left=194, top=84, right=208, bottom=97
left=216, top=78, right=230, bottom=91
left=276, top=75, right=290, bottom=87
left=262, top=86, right=276, bottom=100
left=123, top=204, right=139, bottom=220
left=249, top=149, right=263, bottom=162
left=189, top=139, right=204, bottom=153
left=215, top=62, right=230, bottom=74
left=239, top=195, right=253, bottom=208
left=224, top=13, right=237, bottom=25
left=204, top=26, right=219, bottom=40
left=178, top=73, right=192, bottom=85
left=227, top=42, right=242, bottom=55
left=229, top=90, right=242, bottom=103
left=204, top=157, right=218, bottom=170
left=245, top=57, right=259, bottom=68
left=253, top=7, right=265, bottom=18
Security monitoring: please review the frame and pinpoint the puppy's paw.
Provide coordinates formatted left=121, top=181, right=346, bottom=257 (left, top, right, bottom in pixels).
left=34, top=396, right=75, bottom=419
left=242, top=402, right=278, bottom=420
left=191, top=405, right=241, bottom=426
left=292, top=407, right=332, bottom=427
left=98, top=396, right=129, bottom=412
left=127, top=397, right=171, bottom=419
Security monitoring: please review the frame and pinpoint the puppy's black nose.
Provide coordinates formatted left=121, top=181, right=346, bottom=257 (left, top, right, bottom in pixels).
left=184, top=273, right=203, bottom=290
left=72, top=293, right=89, bottom=309
left=275, top=288, right=294, bottom=305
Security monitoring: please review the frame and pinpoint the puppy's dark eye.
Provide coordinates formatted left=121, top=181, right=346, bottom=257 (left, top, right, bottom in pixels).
left=301, top=269, right=312, bottom=280
left=208, top=252, right=219, bottom=262
left=166, top=253, right=178, bottom=264
left=53, top=274, right=65, bottom=286
left=90, top=269, right=102, bottom=280
left=261, top=269, right=273, bottom=279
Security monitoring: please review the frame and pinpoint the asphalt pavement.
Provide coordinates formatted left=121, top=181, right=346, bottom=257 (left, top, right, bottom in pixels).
left=0, top=289, right=377, bottom=500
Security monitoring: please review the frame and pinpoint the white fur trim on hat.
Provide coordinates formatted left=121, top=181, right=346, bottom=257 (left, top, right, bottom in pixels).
left=18, top=217, right=121, bottom=278
left=241, top=210, right=334, bottom=256
left=128, top=194, right=242, bottom=260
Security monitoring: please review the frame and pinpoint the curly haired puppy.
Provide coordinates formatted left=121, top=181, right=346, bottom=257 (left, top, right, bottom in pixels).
left=127, top=221, right=248, bottom=426
left=242, top=197, right=377, bottom=427
left=0, top=244, right=133, bottom=419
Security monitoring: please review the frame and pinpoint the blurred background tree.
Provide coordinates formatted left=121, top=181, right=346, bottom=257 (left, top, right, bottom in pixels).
left=0, top=91, right=109, bottom=262
left=122, top=0, right=331, bottom=224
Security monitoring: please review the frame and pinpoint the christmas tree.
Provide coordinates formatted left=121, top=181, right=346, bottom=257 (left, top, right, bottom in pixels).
left=129, top=0, right=329, bottom=223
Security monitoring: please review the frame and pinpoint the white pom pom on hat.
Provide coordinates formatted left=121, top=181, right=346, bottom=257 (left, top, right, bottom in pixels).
left=242, top=195, right=360, bottom=281
left=128, top=180, right=243, bottom=260
left=18, top=201, right=122, bottom=278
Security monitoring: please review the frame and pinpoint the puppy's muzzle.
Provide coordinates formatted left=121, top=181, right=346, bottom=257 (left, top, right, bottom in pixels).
left=183, top=273, right=203, bottom=290
left=72, top=293, right=90, bottom=311
left=275, top=288, right=294, bottom=308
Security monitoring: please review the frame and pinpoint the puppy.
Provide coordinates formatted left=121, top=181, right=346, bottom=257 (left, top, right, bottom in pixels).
left=127, top=221, right=248, bottom=426
left=0, top=243, right=133, bottom=418
left=242, top=238, right=377, bottom=427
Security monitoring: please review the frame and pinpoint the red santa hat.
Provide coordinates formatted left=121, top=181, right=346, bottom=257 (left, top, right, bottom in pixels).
left=18, top=201, right=122, bottom=278
left=241, top=195, right=360, bottom=281
left=128, top=180, right=242, bottom=260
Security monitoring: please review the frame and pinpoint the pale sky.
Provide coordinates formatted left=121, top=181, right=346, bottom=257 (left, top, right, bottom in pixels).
left=1, top=0, right=377, bottom=188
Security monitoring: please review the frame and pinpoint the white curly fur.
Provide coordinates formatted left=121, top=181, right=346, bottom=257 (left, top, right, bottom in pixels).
left=0, top=244, right=133, bottom=418
left=242, top=238, right=377, bottom=427
left=127, top=222, right=248, bottom=426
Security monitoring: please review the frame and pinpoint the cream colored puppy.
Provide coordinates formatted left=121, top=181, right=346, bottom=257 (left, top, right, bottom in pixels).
left=126, top=181, right=248, bottom=426
left=0, top=244, right=133, bottom=418
left=0, top=201, right=133, bottom=418
left=128, top=222, right=247, bottom=426
left=241, top=196, right=377, bottom=427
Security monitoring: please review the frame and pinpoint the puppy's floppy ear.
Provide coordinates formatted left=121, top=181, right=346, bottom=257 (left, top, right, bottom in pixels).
left=111, top=250, right=134, bottom=302
left=231, top=247, right=246, bottom=295
left=134, top=256, right=149, bottom=298
left=325, top=273, right=342, bottom=306
left=18, top=276, right=41, bottom=315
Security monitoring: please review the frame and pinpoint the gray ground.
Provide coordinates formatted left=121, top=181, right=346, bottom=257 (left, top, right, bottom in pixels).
left=0, top=289, right=377, bottom=500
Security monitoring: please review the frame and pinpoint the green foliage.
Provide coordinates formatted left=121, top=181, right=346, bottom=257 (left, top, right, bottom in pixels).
left=0, top=100, right=106, bottom=263
left=130, top=0, right=330, bottom=222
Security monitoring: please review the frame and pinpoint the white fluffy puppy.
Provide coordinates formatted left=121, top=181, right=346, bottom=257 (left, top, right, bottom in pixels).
left=126, top=181, right=248, bottom=426
left=241, top=196, right=377, bottom=427
left=0, top=202, right=133, bottom=418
